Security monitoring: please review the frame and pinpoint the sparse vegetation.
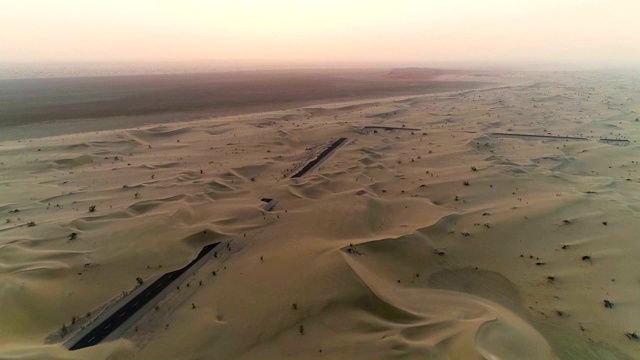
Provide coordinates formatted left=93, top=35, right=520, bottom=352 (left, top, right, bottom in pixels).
left=346, top=244, right=363, bottom=255
left=7, top=70, right=637, bottom=357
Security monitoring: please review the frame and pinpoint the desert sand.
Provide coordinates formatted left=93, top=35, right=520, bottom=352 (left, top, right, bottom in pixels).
left=1, top=69, right=640, bottom=359
left=0, top=68, right=486, bottom=141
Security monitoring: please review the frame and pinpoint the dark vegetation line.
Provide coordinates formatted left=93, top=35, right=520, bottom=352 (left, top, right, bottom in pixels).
left=291, top=138, right=348, bottom=178
left=0, top=71, right=489, bottom=126
left=69, top=242, right=221, bottom=351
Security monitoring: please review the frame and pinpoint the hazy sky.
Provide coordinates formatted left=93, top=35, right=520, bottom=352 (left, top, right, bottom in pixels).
left=1, top=0, right=638, bottom=65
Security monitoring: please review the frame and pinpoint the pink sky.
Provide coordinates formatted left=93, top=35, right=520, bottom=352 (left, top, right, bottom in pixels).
left=1, top=0, right=638, bottom=66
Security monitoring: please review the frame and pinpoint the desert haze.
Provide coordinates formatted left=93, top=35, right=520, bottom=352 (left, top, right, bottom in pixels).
left=1, top=67, right=640, bottom=360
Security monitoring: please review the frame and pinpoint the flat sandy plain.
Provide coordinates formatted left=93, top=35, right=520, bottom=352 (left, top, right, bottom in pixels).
left=0, top=68, right=482, bottom=140
left=1, top=68, right=640, bottom=359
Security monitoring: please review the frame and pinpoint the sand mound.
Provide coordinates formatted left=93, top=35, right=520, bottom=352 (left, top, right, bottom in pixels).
left=344, top=254, right=555, bottom=360
left=53, top=154, right=94, bottom=168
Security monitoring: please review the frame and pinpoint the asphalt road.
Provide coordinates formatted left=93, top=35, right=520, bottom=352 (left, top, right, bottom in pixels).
left=490, top=132, right=588, bottom=140
left=291, top=138, right=347, bottom=178
left=363, top=126, right=421, bottom=131
left=69, top=242, right=220, bottom=351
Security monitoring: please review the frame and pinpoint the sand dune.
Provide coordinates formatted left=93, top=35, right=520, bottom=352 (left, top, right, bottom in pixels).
left=1, top=70, right=640, bottom=359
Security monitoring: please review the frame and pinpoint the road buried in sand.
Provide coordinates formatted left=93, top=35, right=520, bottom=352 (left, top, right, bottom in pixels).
left=68, top=242, right=221, bottom=351
left=291, top=138, right=348, bottom=178
left=490, top=132, right=588, bottom=140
